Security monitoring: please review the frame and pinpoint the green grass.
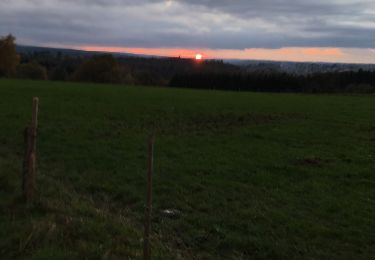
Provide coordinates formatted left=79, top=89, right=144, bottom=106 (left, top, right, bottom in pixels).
left=0, top=79, right=374, bottom=259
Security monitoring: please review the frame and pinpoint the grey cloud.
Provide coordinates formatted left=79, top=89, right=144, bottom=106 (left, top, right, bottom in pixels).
left=0, top=0, right=374, bottom=49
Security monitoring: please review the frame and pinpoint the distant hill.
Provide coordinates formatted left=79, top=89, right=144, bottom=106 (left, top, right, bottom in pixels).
left=16, top=45, right=154, bottom=59
left=16, top=45, right=375, bottom=75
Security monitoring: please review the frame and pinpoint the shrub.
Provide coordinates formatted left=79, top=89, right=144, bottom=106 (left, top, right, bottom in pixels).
left=346, top=83, right=375, bottom=93
left=72, top=55, right=122, bottom=83
left=16, top=62, right=48, bottom=80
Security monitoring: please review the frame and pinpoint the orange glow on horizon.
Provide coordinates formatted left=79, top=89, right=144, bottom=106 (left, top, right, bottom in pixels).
left=76, top=45, right=375, bottom=64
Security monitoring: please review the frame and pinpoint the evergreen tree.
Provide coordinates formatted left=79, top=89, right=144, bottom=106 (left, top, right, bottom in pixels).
left=0, top=34, right=20, bottom=77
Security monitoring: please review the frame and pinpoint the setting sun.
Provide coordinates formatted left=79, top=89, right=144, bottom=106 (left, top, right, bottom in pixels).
left=195, top=53, right=203, bottom=60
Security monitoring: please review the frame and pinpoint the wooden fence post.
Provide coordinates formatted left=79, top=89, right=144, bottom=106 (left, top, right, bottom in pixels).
left=22, top=97, right=39, bottom=202
left=143, top=133, right=155, bottom=260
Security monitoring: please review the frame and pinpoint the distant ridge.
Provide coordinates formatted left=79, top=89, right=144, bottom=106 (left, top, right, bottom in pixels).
left=16, top=45, right=375, bottom=75
left=16, top=45, right=156, bottom=59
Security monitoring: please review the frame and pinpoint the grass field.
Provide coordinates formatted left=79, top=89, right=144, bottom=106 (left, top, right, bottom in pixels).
left=0, top=79, right=374, bottom=259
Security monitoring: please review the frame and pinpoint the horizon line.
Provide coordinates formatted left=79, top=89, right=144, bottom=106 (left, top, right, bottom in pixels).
left=16, top=43, right=375, bottom=66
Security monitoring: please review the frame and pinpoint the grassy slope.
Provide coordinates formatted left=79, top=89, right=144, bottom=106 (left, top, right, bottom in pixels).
left=0, top=79, right=374, bottom=259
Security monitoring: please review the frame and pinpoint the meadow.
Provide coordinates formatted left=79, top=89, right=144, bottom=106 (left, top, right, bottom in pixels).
left=0, top=79, right=374, bottom=259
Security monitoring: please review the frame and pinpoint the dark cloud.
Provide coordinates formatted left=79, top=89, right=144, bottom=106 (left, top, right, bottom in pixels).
left=0, top=0, right=374, bottom=49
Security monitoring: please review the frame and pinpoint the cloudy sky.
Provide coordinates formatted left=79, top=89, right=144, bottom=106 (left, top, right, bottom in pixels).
left=1, top=0, right=375, bottom=63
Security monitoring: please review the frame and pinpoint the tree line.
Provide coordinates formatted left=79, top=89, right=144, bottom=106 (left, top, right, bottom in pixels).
left=12, top=36, right=237, bottom=86
left=1, top=34, right=375, bottom=93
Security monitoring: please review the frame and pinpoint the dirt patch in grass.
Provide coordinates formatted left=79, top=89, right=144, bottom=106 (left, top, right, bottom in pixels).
left=295, top=156, right=330, bottom=168
left=105, top=112, right=307, bottom=135
left=186, top=113, right=279, bottom=129
left=358, top=125, right=375, bottom=132
left=164, top=112, right=307, bottom=134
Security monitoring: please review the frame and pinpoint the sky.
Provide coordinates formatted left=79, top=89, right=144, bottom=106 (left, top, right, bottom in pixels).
left=1, top=0, right=375, bottom=63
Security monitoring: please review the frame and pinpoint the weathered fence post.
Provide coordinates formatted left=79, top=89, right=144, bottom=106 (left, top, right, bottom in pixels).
left=143, top=133, right=155, bottom=260
left=22, top=97, right=39, bottom=202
